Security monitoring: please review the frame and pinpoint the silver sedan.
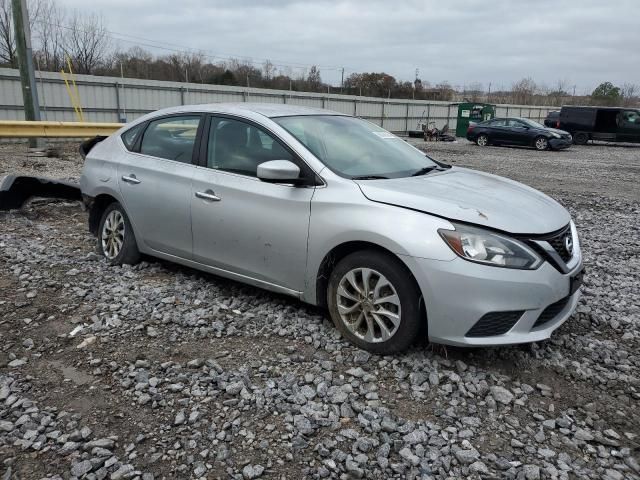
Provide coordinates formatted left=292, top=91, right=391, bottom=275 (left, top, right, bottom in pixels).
left=80, top=103, right=584, bottom=354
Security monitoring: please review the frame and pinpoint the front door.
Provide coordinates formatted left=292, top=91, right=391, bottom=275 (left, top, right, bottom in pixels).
left=191, top=115, right=316, bottom=291
left=117, top=114, right=201, bottom=258
left=617, top=110, right=640, bottom=143
left=507, top=119, right=532, bottom=145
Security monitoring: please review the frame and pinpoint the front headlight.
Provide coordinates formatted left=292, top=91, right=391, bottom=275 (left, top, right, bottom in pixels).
left=438, top=223, right=542, bottom=269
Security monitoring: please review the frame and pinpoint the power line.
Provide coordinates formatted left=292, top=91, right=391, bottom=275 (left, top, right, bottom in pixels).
left=34, top=18, right=345, bottom=75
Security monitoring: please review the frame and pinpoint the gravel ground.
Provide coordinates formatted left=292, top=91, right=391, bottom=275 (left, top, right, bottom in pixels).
left=0, top=140, right=639, bottom=480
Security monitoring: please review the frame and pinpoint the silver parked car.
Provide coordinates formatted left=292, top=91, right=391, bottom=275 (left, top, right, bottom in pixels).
left=80, top=104, right=584, bottom=354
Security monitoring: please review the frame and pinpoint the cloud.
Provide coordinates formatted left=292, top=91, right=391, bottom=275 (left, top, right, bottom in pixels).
left=55, top=0, right=640, bottom=91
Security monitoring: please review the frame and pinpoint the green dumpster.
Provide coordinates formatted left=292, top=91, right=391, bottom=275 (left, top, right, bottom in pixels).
left=455, top=103, right=496, bottom=137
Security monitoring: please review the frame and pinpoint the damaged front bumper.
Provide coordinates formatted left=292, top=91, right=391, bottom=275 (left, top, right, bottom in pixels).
left=0, top=175, right=81, bottom=211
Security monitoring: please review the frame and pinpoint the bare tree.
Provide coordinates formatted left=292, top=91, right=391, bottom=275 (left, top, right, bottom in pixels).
left=32, top=0, right=65, bottom=71
left=511, top=77, right=537, bottom=105
left=0, top=0, right=43, bottom=67
left=621, top=83, right=638, bottom=107
left=62, top=10, right=109, bottom=74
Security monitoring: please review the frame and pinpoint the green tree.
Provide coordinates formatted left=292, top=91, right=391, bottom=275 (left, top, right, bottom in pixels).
left=591, top=82, right=621, bottom=106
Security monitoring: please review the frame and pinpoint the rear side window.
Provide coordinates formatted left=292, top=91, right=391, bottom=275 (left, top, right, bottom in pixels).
left=140, top=115, right=201, bottom=163
left=121, top=123, right=144, bottom=151
left=488, top=119, right=506, bottom=127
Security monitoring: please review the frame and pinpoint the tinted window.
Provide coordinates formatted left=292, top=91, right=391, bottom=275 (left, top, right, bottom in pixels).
left=121, top=123, right=144, bottom=151
left=207, top=117, right=293, bottom=177
left=507, top=119, right=526, bottom=127
left=488, top=119, right=506, bottom=127
left=620, top=110, right=640, bottom=127
left=140, top=116, right=200, bottom=162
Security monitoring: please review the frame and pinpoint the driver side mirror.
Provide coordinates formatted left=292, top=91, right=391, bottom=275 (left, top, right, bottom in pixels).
left=257, top=160, right=302, bottom=184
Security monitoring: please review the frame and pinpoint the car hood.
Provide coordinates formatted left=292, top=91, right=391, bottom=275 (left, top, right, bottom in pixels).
left=356, top=167, right=570, bottom=234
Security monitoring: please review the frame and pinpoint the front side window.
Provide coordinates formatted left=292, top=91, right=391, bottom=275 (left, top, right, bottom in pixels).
left=207, top=117, right=293, bottom=177
left=274, top=115, right=438, bottom=179
left=139, top=115, right=200, bottom=162
left=621, top=110, right=640, bottom=127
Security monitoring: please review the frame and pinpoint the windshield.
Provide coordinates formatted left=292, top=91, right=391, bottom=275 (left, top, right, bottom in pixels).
left=520, top=118, right=546, bottom=129
left=274, top=115, right=438, bottom=179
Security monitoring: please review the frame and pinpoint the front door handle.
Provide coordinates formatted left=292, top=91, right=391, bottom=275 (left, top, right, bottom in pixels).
left=195, top=190, right=221, bottom=202
left=121, top=175, right=141, bottom=184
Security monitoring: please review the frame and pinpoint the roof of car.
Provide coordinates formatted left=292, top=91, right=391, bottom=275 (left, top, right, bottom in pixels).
left=148, top=103, right=347, bottom=119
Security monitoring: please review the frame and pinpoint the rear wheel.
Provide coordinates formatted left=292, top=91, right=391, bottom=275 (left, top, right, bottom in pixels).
left=327, top=250, right=423, bottom=354
left=97, top=202, right=140, bottom=265
left=534, top=136, right=549, bottom=151
left=573, top=132, right=589, bottom=145
left=476, top=134, right=489, bottom=147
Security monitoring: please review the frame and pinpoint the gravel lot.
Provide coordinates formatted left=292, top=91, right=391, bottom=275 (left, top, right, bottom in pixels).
left=1, top=139, right=639, bottom=480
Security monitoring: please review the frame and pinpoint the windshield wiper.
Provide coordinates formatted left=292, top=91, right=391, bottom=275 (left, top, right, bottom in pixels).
left=411, top=166, right=441, bottom=177
left=351, top=175, right=390, bottom=180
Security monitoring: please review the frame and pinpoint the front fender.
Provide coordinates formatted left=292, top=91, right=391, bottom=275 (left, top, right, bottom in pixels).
left=303, top=180, right=457, bottom=304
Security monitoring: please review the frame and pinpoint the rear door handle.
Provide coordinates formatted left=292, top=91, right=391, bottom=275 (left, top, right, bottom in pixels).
left=121, top=175, right=141, bottom=184
left=195, top=190, right=221, bottom=202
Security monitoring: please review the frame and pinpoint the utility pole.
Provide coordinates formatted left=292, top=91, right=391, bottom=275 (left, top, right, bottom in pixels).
left=12, top=0, right=42, bottom=149
left=340, top=67, right=344, bottom=92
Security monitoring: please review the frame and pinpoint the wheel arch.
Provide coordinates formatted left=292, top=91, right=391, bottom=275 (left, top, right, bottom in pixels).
left=314, top=240, right=422, bottom=310
left=88, top=193, right=119, bottom=236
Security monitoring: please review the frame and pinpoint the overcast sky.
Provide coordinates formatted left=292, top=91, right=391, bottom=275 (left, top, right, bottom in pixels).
left=56, top=0, right=639, bottom=93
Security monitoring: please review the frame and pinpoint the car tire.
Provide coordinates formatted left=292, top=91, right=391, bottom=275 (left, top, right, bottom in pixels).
left=534, top=136, right=549, bottom=151
left=327, top=250, right=423, bottom=354
left=476, top=134, right=489, bottom=147
left=573, top=132, right=589, bottom=145
left=97, top=202, right=141, bottom=265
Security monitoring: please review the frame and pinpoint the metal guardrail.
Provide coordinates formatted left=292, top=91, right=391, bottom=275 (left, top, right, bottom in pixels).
left=0, top=120, right=123, bottom=138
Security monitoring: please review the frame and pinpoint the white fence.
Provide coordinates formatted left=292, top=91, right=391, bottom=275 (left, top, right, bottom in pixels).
left=0, top=68, right=557, bottom=133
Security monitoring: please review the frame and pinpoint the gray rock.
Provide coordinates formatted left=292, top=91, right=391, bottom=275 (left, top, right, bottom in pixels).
left=490, top=386, right=514, bottom=404
left=242, top=464, right=265, bottom=479
left=455, top=448, right=480, bottom=464
left=71, top=460, right=93, bottom=477
left=523, top=464, right=541, bottom=480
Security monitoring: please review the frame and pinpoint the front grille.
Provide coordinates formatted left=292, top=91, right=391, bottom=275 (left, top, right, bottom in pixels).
left=543, top=225, right=573, bottom=263
left=465, top=310, right=524, bottom=337
left=532, top=296, right=570, bottom=329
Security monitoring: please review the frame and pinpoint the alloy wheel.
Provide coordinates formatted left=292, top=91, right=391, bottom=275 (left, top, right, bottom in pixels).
left=336, top=268, right=401, bottom=343
left=535, top=137, right=548, bottom=150
left=101, top=210, right=125, bottom=260
left=477, top=135, right=488, bottom=147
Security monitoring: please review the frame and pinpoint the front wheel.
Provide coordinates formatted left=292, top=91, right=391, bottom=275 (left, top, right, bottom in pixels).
left=327, top=250, right=423, bottom=354
left=534, top=136, right=549, bottom=151
left=97, top=202, right=141, bottom=265
left=476, top=134, right=489, bottom=147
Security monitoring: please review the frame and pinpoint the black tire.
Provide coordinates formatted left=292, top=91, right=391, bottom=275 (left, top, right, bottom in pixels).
left=573, top=132, right=589, bottom=145
left=97, top=202, right=140, bottom=265
left=476, top=134, right=489, bottom=147
left=534, top=135, right=549, bottom=151
left=327, top=250, right=423, bottom=354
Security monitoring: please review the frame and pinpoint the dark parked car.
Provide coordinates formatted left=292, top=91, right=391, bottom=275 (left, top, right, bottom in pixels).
left=467, top=117, right=572, bottom=151
left=558, top=106, right=640, bottom=145
left=544, top=111, right=560, bottom=128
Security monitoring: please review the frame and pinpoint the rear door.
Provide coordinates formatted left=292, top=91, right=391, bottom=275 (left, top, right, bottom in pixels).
left=190, top=115, right=316, bottom=292
left=487, top=118, right=510, bottom=143
left=117, top=114, right=202, bottom=258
